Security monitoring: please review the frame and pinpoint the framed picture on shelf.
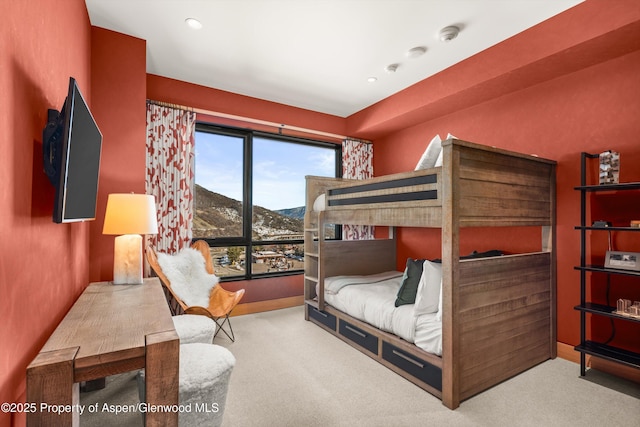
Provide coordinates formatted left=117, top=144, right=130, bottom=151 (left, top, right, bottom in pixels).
left=604, top=250, right=640, bottom=271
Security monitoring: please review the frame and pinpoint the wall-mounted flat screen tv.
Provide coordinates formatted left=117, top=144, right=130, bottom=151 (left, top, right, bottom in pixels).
left=43, top=77, right=102, bottom=223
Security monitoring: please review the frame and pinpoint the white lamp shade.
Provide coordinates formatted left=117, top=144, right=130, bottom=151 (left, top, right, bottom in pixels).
left=103, top=194, right=158, bottom=235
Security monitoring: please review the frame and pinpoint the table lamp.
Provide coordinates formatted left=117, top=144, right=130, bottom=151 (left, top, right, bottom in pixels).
left=103, top=193, right=158, bottom=285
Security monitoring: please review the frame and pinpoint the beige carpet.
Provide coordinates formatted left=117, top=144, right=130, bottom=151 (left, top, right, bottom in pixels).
left=81, top=306, right=640, bottom=426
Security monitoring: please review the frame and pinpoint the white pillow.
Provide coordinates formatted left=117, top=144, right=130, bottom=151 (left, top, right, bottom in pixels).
left=415, top=134, right=442, bottom=170
left=414, top=260, right=442, bottom=316
left=435, top=282, right=443, bottom=322
left=434, top=133, right=458, bottom=167
left=156, top=247, right=219, bottom=308
left=434, top=149, right=443, bottom=167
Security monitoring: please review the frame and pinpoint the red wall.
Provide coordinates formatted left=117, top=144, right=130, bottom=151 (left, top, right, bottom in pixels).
left=355, top=1, right=640, bottom=349
left=1, top=1, right=93, bottom=425
left=146, top=75, right=346, bottom=140
left=89, top=28, right=148, bottom=284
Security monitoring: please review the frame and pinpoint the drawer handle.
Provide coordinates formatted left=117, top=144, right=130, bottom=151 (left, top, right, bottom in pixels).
left=312, top=308, right=328, bottom=318
left=392, top=350, right=425, bottom=369
left=344, top=324, right=367, bottom=338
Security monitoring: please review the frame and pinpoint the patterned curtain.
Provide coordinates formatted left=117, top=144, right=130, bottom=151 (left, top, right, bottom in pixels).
left=145, top=102, right=196, bottom=253
left=342, top=138, right=374, bottom=240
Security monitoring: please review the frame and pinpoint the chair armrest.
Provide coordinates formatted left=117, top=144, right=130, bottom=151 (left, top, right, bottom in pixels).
left=184, top=306, right=214, bottom=316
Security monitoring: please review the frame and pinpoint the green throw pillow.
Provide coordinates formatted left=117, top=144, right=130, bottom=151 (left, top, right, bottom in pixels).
left=395, top=258, right=424, bottom=307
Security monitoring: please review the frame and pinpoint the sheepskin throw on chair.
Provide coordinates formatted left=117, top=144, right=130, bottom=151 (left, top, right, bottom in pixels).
left=156, top=247, right=220, bottom=308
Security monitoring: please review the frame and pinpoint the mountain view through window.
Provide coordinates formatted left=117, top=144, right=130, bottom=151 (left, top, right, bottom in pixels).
left=194, top=126, right=339, bottom=278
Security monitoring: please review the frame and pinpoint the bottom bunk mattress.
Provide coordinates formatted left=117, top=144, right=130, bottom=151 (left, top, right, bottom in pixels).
left=320, top=270, right=443, bottom=356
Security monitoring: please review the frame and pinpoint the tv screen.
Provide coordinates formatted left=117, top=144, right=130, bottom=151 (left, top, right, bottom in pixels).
left=43, top=77, right=102, bottom=223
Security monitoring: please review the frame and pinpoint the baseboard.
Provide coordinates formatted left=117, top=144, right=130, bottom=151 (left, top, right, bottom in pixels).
left=556, top=341, right=581, bottom=363
left=231, top=295, right=304, bottom=316
left=556, top=341, right=640, bottom=384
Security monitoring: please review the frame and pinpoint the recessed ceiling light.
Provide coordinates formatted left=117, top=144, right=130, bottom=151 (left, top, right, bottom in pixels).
left=367, top=77, right=378, bottom=83
left=406, top=46, right=426, bottom=58
left=185, top=18, right=203, bottom=30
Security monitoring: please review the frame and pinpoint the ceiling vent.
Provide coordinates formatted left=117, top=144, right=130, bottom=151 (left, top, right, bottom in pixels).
left=406, top=46, right=427, bottom=58
left=385, top=64, right=399, bottom=73
left=439, top=26, right=460, bottom=42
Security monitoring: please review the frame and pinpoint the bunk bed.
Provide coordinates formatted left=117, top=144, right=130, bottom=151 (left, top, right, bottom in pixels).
left=303, top=138, right=557, bottom=410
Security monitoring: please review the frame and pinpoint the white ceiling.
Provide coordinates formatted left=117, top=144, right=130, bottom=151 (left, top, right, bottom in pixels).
left=86, top=0, right=584, bottom=118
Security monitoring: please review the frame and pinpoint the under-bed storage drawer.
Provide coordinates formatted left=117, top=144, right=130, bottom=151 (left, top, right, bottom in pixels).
left=382, top=342, right=441, bottom=391
left=339, top=320, right=378, bottom=354
left=307, top=305, right=336, bottom=331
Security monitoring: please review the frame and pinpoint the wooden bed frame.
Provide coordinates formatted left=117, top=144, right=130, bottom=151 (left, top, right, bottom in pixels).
left=303, top=139, right=557, bottom=410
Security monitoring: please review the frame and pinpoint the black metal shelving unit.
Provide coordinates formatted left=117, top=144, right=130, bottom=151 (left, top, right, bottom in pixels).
left=574, top=152, right=640, bottom=376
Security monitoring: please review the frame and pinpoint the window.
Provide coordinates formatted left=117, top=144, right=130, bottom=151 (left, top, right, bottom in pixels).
left=194, top=123, right=341, bottom=280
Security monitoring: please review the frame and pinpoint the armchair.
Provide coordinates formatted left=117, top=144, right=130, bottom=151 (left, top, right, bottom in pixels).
left=148, top=240, right=245, bottom=342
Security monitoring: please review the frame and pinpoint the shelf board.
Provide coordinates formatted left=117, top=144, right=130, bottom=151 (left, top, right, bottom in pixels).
left=575, top=226, right=640, bottom=232
left=305, top=252, right=319, bottom=258
left=574, top=182, right=640, bottom=192
left=574, top=265, right=640, bottom=277
left=575, top=341, right=640, bottom=369
left=303, top=275, right=319, bottom=283
left=574, top=303, right=640, bottom=324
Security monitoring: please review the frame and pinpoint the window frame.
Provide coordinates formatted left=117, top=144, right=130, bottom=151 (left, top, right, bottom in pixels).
left=194, top=122, right=342, bottom=281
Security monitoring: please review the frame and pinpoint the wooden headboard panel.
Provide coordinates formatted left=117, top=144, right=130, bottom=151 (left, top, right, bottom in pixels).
left=322, top=238, right=397, bottom=278
left=451, top=141, right=556, bottom=228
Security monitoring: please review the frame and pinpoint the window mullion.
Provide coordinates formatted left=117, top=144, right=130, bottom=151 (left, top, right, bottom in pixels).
left=244, top=133, right=253, bottom=278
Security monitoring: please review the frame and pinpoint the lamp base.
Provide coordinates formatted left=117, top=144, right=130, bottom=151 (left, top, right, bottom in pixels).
left=113, top=234, right=143, bottom=285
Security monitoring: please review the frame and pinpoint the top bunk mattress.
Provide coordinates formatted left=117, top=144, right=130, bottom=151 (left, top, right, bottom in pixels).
left=320, top=271, right=442, bottom=356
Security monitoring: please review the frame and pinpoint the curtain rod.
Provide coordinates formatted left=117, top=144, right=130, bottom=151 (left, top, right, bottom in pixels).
left=147, top=99, right=347, bottom=141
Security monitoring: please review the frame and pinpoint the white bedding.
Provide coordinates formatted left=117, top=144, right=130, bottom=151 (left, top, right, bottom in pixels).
left=414, top=313, right=443, bottom=356
left=321, top=271, right=443, bottom=356
left=324, top=270, right=405, bottom=294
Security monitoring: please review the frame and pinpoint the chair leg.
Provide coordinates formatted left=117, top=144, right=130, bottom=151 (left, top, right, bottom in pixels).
left=213, top=314, right=236, bottom=342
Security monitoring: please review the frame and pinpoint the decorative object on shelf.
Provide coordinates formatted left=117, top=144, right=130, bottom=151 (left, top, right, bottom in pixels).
left=592, top=220, right=612, bottom=228
left=103, top=193, right=158, bottom=285
left=616, top=299, right=640, bottom=319
left=604, top=250, right=640, bottom=272
left=631, top=220, right=640, bottom=228
left=598, top=150, right=619, bottom=184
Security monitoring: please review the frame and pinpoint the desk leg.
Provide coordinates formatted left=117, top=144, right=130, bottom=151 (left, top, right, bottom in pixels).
left=145, top=331, right=179, bottom=427
left=26, top=347, right=79, bottom=427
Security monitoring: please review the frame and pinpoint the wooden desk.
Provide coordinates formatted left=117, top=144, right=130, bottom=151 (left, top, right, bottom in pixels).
left=27, top=278, right=179, bottom=426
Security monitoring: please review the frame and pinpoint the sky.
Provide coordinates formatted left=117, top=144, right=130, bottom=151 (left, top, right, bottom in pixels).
left=195, top=132, right=337, bottom=211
